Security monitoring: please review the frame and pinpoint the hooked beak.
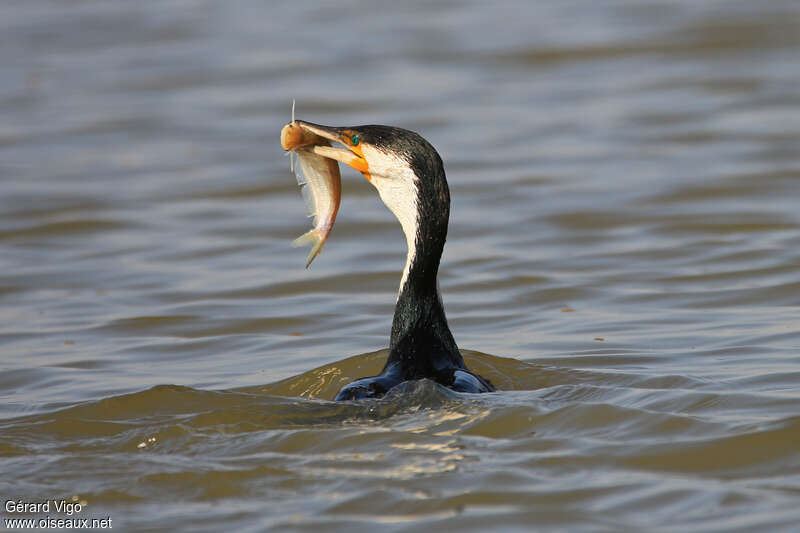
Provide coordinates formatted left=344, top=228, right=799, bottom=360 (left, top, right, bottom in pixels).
left=281, top=120, right=370, bottom=176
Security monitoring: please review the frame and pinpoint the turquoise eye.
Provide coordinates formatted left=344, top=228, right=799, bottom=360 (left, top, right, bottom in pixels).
left=351, top=134, right=359, bottom=146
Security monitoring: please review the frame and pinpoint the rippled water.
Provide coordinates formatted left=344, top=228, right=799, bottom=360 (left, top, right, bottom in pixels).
left=2, top=1, right=800, bottom=531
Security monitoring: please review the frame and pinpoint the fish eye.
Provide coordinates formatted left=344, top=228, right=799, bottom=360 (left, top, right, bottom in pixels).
left=350, top=134, right=359, bottom=146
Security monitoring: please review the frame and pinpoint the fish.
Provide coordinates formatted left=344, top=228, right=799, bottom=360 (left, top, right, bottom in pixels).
left=280, top=120, right=342, bottom=268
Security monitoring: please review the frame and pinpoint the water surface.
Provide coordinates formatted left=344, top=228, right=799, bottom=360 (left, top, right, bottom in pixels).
left=1, top=1, right=799, bottom=531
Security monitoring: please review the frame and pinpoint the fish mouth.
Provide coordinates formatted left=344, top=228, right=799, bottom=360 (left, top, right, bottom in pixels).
left=282, top=120, right=370, bottom=177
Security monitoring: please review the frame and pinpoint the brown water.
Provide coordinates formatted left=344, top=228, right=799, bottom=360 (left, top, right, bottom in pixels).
left=2, top=1, right=800, bottom=531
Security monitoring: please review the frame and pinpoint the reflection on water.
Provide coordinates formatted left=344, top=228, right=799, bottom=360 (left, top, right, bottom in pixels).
left=1, top=0, right=800, bottom=531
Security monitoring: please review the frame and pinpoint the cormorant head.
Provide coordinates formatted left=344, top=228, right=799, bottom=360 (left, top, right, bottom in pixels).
left=290, top=120, right=451, bottom=280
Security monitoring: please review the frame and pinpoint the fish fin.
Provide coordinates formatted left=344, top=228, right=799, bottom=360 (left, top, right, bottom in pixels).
left=298, top=181, right=315, bottom=219
left=291, top=229, right=324, bottom=268
left=293, top=157, right=316, bottom=220
left=289, top=99, right=297, bottom=172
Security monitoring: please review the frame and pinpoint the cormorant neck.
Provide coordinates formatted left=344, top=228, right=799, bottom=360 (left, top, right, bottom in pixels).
left=384, top=158, right=466, bottom=379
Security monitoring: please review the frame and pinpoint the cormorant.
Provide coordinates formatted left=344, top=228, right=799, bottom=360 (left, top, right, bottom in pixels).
left=283, top=120, right=495, bottom=400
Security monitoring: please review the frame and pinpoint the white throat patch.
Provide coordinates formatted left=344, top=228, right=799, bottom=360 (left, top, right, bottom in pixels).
left=360, top=144, right=420, bottom=294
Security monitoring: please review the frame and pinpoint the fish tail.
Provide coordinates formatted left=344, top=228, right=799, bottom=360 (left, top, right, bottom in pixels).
left=291, top=229, right=324, bottom=268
